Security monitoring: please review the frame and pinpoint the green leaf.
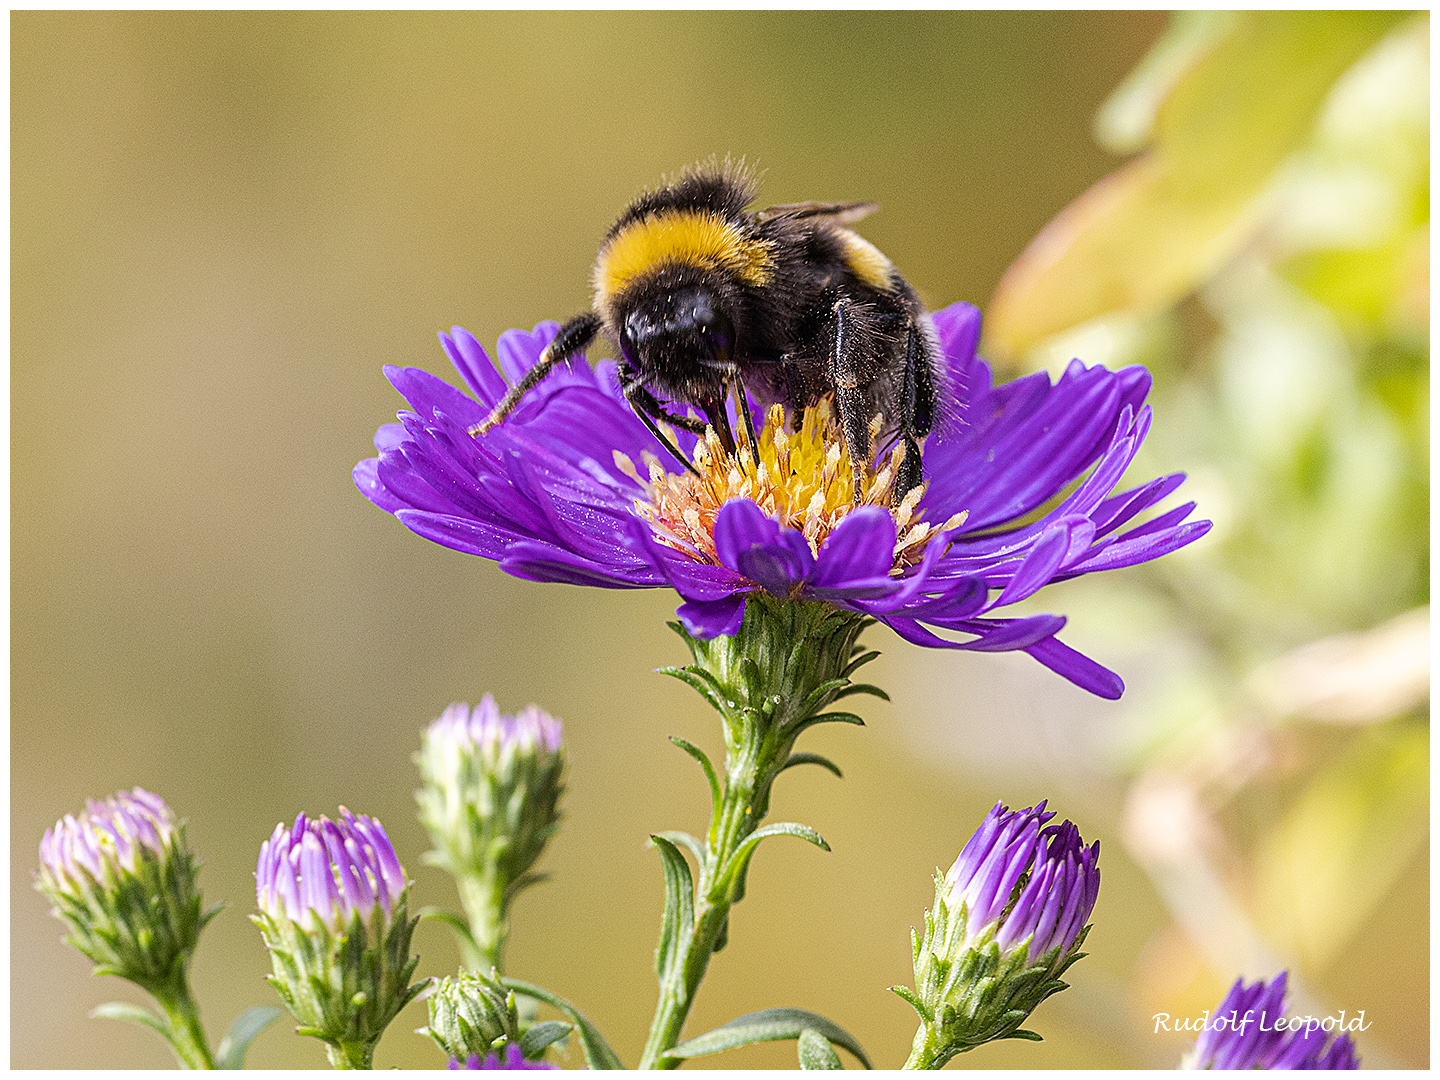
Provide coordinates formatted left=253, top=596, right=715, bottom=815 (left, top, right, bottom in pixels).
left=519, top=1020, right=573, bottom=1057
left=90, top=1001, right=171, bottom=1045
left=417, top=906, right=480, bottom=958
left=798, top=1028, right=845, bottom=1069
left=502, top=978, right=625, bottom=1070
left=1004, top=1028, right=1044, bottom=1042
left=732, top=821, right=829, bottom=865
left=780, top=752, right=844, bottom=778
left=986, top=10, right=1411, bottom=357
left=650, top=835, right=696, bottom=984
left=654, top=830, right=706, bottom=864
left=665, top=1007, right=871, bottom=1069
left=215, top=1005, right=283, bottom=1068
left=669, top=736, right=723, bottom=823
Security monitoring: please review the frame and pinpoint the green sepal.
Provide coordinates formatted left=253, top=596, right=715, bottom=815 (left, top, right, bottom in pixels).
left=502, top=978, right=625, bottom=1070
left=889, top=984, right=931, bottom=1024
left=831, top=682, right=890, bottom=702
left=664, top=1006, right=872, bottom=1069
left=780, top=752, right=844, bottom=778
left=650, top=836, right=696, bottom=984
left=520, top=1019, right=572, bottom=1057
left=1003, top=1028, right=1043, bottom=1042
left=793, top=711, right=867, bottom=734
left=798, top=1028, right=845, bottom=1069
left=215, top=1005, right=283, bottom=1068
left=841, top=649, right=881, bottom=678
left=658, top=666, right=733, bottom=717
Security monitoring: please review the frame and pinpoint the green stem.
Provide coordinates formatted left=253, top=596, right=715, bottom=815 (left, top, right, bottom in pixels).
left=637, top=596, right=873, bottom=1069
left=152, top=975, right=216, bottom=1069
left=457, top=874, right=508, bottom=973
left=325, top=1039, right=375, bottom=1069
left=903, top=1026, right=949, bottom=1070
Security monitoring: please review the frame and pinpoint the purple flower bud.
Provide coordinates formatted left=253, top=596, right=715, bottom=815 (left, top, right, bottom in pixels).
left=254, top=807, right=407, bottom=933
left=902, top=799, right=1101, bottom=1065
left=36, top=788, right=210, bottom=993
left=417, top=697, right=565, bottom=969
left=39, top=787, right=178, bottom=893
left=1183, top=972, right=1360, bottom=1070
left=943, top=800, right=1100, bottom=963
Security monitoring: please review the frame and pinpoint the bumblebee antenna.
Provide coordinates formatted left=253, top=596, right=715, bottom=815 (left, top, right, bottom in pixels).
left=468, top=312, right=601, bottom=436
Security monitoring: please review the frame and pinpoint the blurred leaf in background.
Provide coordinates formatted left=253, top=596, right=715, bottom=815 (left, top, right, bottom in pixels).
left=975, top=9, right=1428, bottom=1066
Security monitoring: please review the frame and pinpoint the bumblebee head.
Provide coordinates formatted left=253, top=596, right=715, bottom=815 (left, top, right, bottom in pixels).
left=616, top=275, right=737, bottom=396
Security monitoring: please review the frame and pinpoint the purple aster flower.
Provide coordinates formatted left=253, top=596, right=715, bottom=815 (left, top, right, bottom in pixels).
left=416, top=697, right=566, bottom=970
left=252, top=808, right=425, bottom=1068
left=449, top=1044, right=557, bottom=1070
left=1183, top=972, right=1360, bottom=1070
left=355, top=301, right=1209, bottom=699
left=900, top=800, right=1100, bottom=1066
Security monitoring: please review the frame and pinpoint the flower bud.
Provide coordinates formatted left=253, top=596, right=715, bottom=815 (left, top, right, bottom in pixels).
left=252, top=808, right=426, bottom=1068
left=422, top=968, right=521, bottom=1062
left=899, top=800, right=1099, bottom=1068
left=1181, top=972, right=1359, bottom=1070
left=37, top=788, right=214, bottom=993
left=416, top=697, right=564, bottom=968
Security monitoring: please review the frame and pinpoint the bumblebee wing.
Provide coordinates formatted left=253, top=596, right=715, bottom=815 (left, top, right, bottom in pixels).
left=755, top=200, right=879, bottom=225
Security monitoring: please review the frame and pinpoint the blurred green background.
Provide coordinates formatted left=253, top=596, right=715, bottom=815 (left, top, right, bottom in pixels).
left=12, top=11, right=1427, bottom=1069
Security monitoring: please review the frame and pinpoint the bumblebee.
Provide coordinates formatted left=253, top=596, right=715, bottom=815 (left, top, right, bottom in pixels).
left=473, top=161, right=940, bottom=503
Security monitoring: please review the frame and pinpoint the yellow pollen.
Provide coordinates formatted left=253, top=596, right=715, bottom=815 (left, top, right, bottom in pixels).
left=625, top=400, right=967, bottom=574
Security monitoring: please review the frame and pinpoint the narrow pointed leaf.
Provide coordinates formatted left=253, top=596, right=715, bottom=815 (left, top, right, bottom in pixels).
left=417, top=906, right=481, bottom=956
left=520, top=1020, right=573, bottom=1057
left=665, top=1007, right=871, bottom=1068
left=215, top=1006, right=283, bottom=1068
left=502, top=978, right=625, bottom=1070
left=780, top=752, right=844, bottom=778
left=91, top=1001, right=171, bottom=1045
left=654, top=830, right=706, bottom=864
left=650, top=835, right=695, bottom=984
left=798, top=1028, right=845, bottom=1070
left=669, top=736, right=723, bottom=820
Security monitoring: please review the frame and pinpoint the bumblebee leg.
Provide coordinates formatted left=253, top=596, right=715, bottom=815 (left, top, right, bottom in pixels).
left=894, top=320, right=937, bottom=501
left=620, top=369, right=703, bottom=477
left=470, top=311, right=602, bottom=435
left=828, top=297, right=874, bottom=504
left=731, top=376, right=761, bottom=456
left=700, top=398, right=737, bottom=457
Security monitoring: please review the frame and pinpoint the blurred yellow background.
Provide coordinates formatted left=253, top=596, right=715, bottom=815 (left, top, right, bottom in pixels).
left=13, top=11, right=1427, bottom=1070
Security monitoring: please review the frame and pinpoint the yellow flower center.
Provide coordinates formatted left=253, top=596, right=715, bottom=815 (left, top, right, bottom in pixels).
left=615, top=400, right=966, bottom=573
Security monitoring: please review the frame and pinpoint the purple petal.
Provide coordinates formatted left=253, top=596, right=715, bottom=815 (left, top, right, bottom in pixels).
left=676, top=595, right=747, bottom=638
left=1023, top=635, right=1124, bottom=699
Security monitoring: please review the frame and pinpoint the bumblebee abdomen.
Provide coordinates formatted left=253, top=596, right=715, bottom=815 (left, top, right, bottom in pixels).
left=834, top=228, right=895, bottom=292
